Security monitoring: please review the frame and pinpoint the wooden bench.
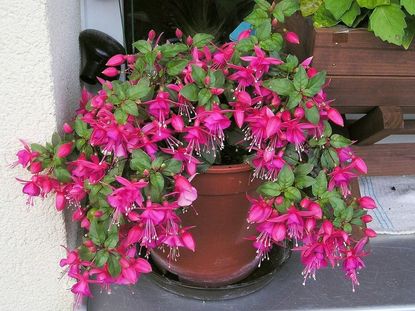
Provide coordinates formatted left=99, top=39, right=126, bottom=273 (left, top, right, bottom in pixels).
left=286, top=16, right=415, bottom=177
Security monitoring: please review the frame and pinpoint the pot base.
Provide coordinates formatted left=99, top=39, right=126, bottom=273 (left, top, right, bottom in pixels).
left=148, top=246, right=291, bottom=301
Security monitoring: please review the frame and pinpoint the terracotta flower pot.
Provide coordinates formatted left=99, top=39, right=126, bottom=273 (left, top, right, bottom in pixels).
left=151, top=163, right=261, bottom=287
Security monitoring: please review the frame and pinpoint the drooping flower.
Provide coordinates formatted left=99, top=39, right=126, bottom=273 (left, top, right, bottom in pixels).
left=174, top=175, right=198, bottom=207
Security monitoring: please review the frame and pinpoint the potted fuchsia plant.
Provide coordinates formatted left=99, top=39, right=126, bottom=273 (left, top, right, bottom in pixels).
left=15, top=0, right=377, bottom=305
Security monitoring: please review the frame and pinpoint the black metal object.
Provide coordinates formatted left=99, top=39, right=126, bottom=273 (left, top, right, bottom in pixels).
left=148, top=246, right=291, bottom=301
left=79, top=29, right=125, bottom=85
left=123, top=0, right=255, bottom=53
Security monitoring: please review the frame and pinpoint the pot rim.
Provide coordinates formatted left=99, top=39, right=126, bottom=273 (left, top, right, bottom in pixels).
left=206, top=163, right=252, bottom=174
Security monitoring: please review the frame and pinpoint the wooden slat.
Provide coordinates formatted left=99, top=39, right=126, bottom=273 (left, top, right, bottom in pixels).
left=348, top=106, right=403, bottom=145
left=325, top=76, right=415, bottom=112
left=352, top=143, right=415, bottom=176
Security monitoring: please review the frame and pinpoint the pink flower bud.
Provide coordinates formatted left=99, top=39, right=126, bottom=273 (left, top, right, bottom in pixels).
left=29, top=162, right=43, bottom=174
left=81, top=217, right=90, bottom=229
left=23, top=181, right=40, bottom=197
left=63, top=123, right=73, bottom=133
left=272, top=18, right=278, bottom=28
left=353, top=157, right=368, bottom=174
left=102, top=67, right=120, bottom=77
left=204, top=76, right=211, bottom=86
left=272, top=223, right=287, bottom=242
left=55, top=192, right=66, bottom=211
left=126, top=225, right=143, bottom=246
left=275, top=196, right=284, bottom=205
left=148, top=29, right=156, bottom=41
left=57, top=142, right=73, bottom=158
left=306, top=101, right=314, bottom=109
left=285, top=31, right=300, bottom=44
left=364, top=228, right=377, bottom=238
left=186, top=36, right=193, bottom=46
left=294, top=107, right=304, bottom=119
left=94, top=210, right=103, bottom=218
left=327, top=108, right=344, bottom=127
left=171, top=114, right=184, bottom=132
left=300, top=198, right=311, bottom=209
left=305, top=218, right=316, bottom=232
left=175, top=28, right=183, bottom=39
left=106, top=54, right=125, bottom=66
left=322, top=220, right=333, bottom=235
left=309, top=202, right=322, bottom=219
left=84, top=240, right=94, bottom=248
left=72, top=207, right=84, bottom=221
left=358, top=196, right=376, bottom=209
left=238, top=29, right=251, bottom=41
left=125, top=54, right=136, bottom=64
left=272, top=95, right=281, bottom=107
left=301, top=56, right=313, bottom=67
left=181, top=231, right=195, bottom=252
left=361, top=214, right=373, bottom=223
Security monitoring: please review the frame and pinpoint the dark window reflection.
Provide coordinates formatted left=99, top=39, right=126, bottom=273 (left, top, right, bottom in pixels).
left=124, top=0, right=256, bottom=53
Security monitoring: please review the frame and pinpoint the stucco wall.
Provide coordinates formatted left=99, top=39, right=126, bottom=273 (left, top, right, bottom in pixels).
left=0, top=1, right=80, bottom=310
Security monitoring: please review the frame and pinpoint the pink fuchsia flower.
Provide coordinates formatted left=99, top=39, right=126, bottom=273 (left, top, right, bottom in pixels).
left=246, top=195, right=273, bottom=224
left=229, top=91, right=260, bottom=128
left=160, top=147, right=199, bottom=176
left=106, top=54, right=125, bottom=66
left=358, top=196, right=376, bottom=209
left=171, top=114, right=185, bottom=132
left=328, top=166, right=357, bottom=197
left=70, top=154, right=108, bottom=184
left=228, top=64, right=261, bottom=94
left=174, top=175, right=198, bottom=207
left=343, top=237, right=368, bottom=292
left=138, top=200, right=166, bottom=250
left=297, top=242, right=328, bottom=284
left=241, top=46, right=283, bottom=79
left=14, top=140, right=39, bottom=168
left=57, top=142, right=73, bottom=158
left=285, top=32, right=300, bottom=44
left=200, top=105, right=231, bottom=151
left=145, top=91, right=173, bottom=125
left=283, top=119, right=315, bottom=151
left=183, top=123, right=208, bottom=157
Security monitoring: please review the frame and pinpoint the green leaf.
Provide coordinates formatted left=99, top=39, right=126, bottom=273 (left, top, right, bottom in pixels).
left=51, top=132, right=62, bottom=146
left=287, top=91, right=302, bottom=109
left=236, top=37, right=257, bottom=52
left=278, top=165, right=295, bottom=189
left=245, top=8, right=269, bottom=27
left=263, top=78, right=295, bottom=96
left=108, top=254, right=121, bottom=277
left=167, top=59, right=188, bottom=76
left=369, top=3, right=407, bottom=45
left=255, top=0, right=271, bottom=10
left=130, top=149, right=151, bottom=172
left=127, top=78, right=151, bottom=100
left=312, top=171, right=327, bottom=197
left=341, top=1, right=361, bottom=26
left=162, top=159, right=182, bottom=176
left=192, top=33, right=214, bottom=48
left=89, top=219, right=106, bottom=245
left=95, top=249, right=109, bottom=267
left=295, top=175, right=316, bottom=189
left=305, top=72, right=327, bottom=98
left=279, top=55, right=299, bottom=73
left=54, top=167, right=72, bottom=183
left=198, top=88, right=212, bottom=106
left=180, top=83, right=199, bottom=101
left=300, top=0, right=323, bottom=16
left=402, top=0, right=415, bottom=15
left=403, top=16, right=415, bottom=49
left=114, top=109, right=128, bottom=124
left=305, top=104, right=320, bottom=124
left=284, top=186, right=302, bottom=202
left=256, top=20, right=272, bottom=41
left=343, top=223, right=352, bottom=233
left=150, top=171, right=164, bottom=202
left=330, top=134, right=352, bottom=148
left=74, top=117, right=90, bottom=139
left=329, top=196, right=347, bottom=211
left=212, top=70, right=225, bottom=88
left=151, top=155, right=168, bottom=170
left=191, top=65, right=206, bottom=85
left=257, top=182, right=282, bottom=197
left=321, top=148, right=340, bottom=169
left=31, top=143, right=47, bottom=154
left=294, top=66, right=309, bottom=91
left=79, top=245, right=95, bottom=261
left=295, top=163, right=314, bottom=176
left=325, top=0, right=353, bottom=20
left=273, top=0, right=300, bottom=22
left=122, top=100, right=139, bottom=116
left=313, top=4, right=340, bottom=27
left=356, top=0, right=390, bottom=9
left=104, top=226, right=119, bottom=248
left=133, top=40, right=152, bottom=53
left=259, top=33, right=284, bottom=52
left=158, top=43, right=188, bottom=58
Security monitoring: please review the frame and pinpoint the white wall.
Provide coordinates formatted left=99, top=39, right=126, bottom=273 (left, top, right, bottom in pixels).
left=0, top=0, right=81, bottom=310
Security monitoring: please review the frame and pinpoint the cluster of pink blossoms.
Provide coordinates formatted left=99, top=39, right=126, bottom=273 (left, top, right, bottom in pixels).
left=15, top=3, right=377, bottom=303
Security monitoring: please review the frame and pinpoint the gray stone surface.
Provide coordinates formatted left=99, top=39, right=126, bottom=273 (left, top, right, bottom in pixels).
left=88, top=235, right=415, bottom=311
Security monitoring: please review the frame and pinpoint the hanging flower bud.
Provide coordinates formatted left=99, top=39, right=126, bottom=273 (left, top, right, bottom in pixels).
left=23, top=181, right=40, bottom=197
left=327, top=108, right=344, bottom=127
left=55, top=192, right=66, bottom=211
left=175, top=28, right=183, bottom=39
left=29, top=162, right=43, bottom=174
left=102, top=67, right=120, bottom=77
left=63, top=123, right=73, bottom=134
left=181, top=229, right=195, bottom=252
left=106, top=54, right=125, bottom=66
left=364, top=228, right=377, bottom=238
left=171, top=114, right=185, bottom=132
left=57, top=142, right=73, bottom=158
left=358, top=196, right=376, bottom=209
left=148, top=29, right=156, bottom=41
left=306, top=101, right=314, bottom=109
left=125, top=54, right=136, bottom=64
left=186, top=36, right=193, bottom=46
left=352, top=157, right=368, bottom=174
left=361, top=214, right=373, bottom=223
left=238, top=29, right=251, bottom=41
left=271, top=18, right=278, bottom=28
left=294, top=107, right=305, bottom=119
left=285, top=31, right=300, bottom=44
